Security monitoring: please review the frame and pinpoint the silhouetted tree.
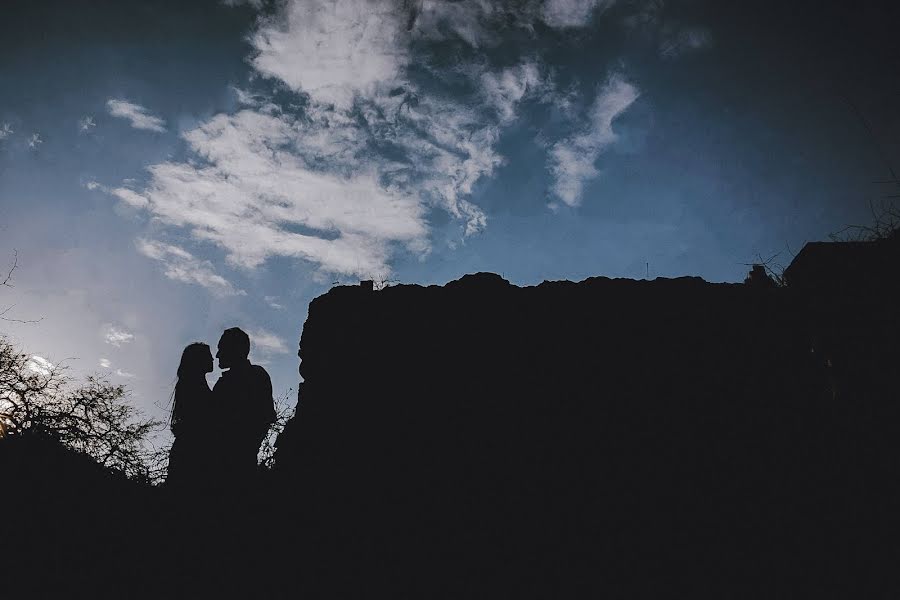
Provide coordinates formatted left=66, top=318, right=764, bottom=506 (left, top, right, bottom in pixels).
left=0, top=337, right=163, bottom=481
left=258, top=388, right=294, bottom=469
left=829, top=195, right=900, bottom=242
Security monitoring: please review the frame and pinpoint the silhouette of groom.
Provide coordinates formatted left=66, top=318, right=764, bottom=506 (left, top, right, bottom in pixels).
left=213, top=327, right=276, bottom=480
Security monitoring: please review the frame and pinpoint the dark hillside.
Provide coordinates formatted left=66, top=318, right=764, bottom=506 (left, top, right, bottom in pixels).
left=1, top=434, right=162, bottom=595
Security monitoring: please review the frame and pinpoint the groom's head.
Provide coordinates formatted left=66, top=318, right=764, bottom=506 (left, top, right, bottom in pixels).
left=216, top=327, right=250, bottom=369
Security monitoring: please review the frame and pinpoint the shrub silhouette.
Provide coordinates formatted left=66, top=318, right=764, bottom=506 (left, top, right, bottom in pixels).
left=0, top=337, right=163, bottom=482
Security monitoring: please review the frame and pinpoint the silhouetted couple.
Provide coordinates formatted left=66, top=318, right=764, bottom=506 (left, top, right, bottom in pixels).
left=166, top=327, right=275, bottom=490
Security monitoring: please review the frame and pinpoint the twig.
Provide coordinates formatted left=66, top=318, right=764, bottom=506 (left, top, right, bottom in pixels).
left=2, top=250, right=18, bottom=288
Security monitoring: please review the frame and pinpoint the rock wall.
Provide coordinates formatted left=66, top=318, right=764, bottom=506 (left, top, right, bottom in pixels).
left=273, top=270, right=900, bottom=596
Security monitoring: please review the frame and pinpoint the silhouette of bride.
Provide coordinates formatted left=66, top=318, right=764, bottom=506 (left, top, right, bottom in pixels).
left=166, top=342, right=214, bottom=488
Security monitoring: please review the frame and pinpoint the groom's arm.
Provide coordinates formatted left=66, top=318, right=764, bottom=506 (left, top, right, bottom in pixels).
left=251, top=366, right=276, bottom=439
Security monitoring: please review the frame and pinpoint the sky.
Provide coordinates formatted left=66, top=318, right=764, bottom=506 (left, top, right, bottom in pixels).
left=1, top=0, right=899, bottom=429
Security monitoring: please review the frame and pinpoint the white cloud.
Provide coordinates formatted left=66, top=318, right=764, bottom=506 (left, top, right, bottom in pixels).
left=250, top=0, right=408, bottom=110
left=548, top=73, right=639, bottom=206
left=231, top=86, right=264, bottom=108
left=106, top=99, right=167, bottom=132
left=480, top=61, right=546, bottom=123
left=412, top=0, right=504, bottom=47
left=248, top=328, right=290, bottom=355
left=247, top=0, right=504, bottom=231
left=114, top=0, right=512, bottom=279
left=104, top=325, right=134, bottom=347
left=25, top=355, right=53, bottom=377
left=111, top=0, right=647, bottom=287
left=84, top=181, right=146, bottom=211
left=264, top=296, right=284, bottom=310
left=110, top=187, right=149, bottom=209
left=27, top=133, right=42, bottom=149
left=375, top=92, right=500, bottom=236
left=0, top=123, right=12, bottom=140
left=123, top=110, right=430, bottom=277
left=541, top=0, right=615, bottom=28
left=79, top=116, right=96, bottom=133
left=136, top=238, right=245, bottom=297
left=96, top=357, right=133, bottom=377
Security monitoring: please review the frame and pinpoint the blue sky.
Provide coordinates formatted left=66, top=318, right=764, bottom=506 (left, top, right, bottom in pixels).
left=2, top=0, right=899, bottom=427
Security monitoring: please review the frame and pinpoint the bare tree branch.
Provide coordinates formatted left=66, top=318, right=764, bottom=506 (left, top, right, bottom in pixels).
left=0, top=337, right=163, bottom=482
left=0, top=250, right=43, bottom=324
left=1, top=250, right=18, bottom=288
left=741, top=244, right=795, bottom=287
left=258, top=388, right=295, bottom=469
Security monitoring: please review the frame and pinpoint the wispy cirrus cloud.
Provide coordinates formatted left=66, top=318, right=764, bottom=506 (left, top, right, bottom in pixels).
left=84, top=180, right=149, bottom=209
left=247, top=328, right=290, bottom=355
left=548, top=73, right=640, bottom=206
left=540, top=0, right=615, bottom=28
left=106, top=99, right=167, bottom=132
left=659, top=25, right=713, bottom=59
left=480, top=61, right=547, bottom=124
left=96, top=357, right=134, bottom=378
left=78, top=116, right=96, bottom=133
left=136, top=239, right=245, bottom=297
left=104, top=325, right=134, bottom=347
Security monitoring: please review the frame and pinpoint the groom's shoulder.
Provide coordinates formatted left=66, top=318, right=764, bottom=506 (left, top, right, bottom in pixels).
left=250, top=363, right=272, bottom=382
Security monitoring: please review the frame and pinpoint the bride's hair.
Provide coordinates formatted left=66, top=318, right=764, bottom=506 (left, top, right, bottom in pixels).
left=177, top=342, right=211, bottom=381
left=169, top=342, right=211, bottom=427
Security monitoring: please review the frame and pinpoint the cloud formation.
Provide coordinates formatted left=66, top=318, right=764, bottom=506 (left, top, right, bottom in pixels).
left=548, top=74, right=640, bottom=206
left=250, top=0, right=408, bottom=110
left=136, top=239, right=245, bottom=297
left=106, top=99, right=167, bottom=132
left=79, top=116, right=96, bottom=133
left=248, top=328, right=290, bottom=355
left=264, top=296, right=284, bottom=310
left=480, top=61, right=546, bottom=123
left=110, top=0, right=685, bottom=291
left=0, top=123, right=12, bottom=140
left=540, top=0, right=615, bottom=28
left=104, top=325, right=134, bottom=347
left=114, top=0, right=544, bottom=283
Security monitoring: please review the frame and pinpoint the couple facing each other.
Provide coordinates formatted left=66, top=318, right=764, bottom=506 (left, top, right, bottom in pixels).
left=167, top=327, right=276, bottom=487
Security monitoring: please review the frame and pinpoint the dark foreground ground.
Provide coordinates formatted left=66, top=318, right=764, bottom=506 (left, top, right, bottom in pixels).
left=4, top=244, right=900, bottom=597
